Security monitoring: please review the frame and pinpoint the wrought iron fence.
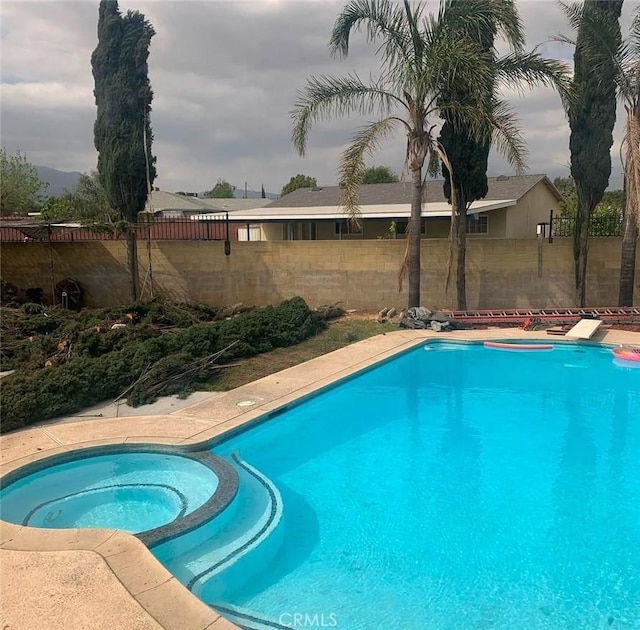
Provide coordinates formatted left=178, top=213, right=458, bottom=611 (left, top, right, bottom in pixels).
left=0, top=215, right=237, bottom=243
left=551, top=215, right=622, bottom=238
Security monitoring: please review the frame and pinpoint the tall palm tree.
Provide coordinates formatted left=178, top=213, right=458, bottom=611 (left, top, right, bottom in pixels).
left=438, top=8, right=514, bottom=312
left=616, top=10, right=639, bottom=305
left=440, top=1, right=572, bottom=310
left=561, top=4, right=639, bottom=305
left=292, top=0, right=570, bottom=308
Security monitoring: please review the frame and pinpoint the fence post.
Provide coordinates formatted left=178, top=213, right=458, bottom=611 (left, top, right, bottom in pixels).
left=47, top=225, right=57, bottom=306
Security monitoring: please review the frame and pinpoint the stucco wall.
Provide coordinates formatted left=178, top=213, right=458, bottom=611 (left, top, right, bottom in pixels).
left=485, top=208, right=507, bottom=237
left=1, top=238, right=637, bottom=310
left=506, top=183, right=560, bottom=238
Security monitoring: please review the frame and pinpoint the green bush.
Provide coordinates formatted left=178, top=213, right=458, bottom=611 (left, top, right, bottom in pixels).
left=0, top=296, right=222, bottom=372
left=0, top=296, right=324, bottom=432
left=20, top=303, right=44, bottom=315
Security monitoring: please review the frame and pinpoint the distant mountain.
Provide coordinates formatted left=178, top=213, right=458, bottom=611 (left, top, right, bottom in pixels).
left=35, top=166, right=280, bottom=200
left=36, top=166, right=81, bottom=198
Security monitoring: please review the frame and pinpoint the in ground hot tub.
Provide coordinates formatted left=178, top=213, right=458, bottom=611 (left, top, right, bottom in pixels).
left=0, top=449, right=238, bottom=543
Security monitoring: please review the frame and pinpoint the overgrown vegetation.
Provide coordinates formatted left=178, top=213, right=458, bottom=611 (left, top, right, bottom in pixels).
left=40, top=171, right=118, bottom=224
left=553, top=176, right=623, bottom=237
left=280, top=174, right=318, bottom=197
left=0, top=296, right=324, bottom=432
left=0, top=147, right=47, bottom=216
left=204, top=178, right=236, bottom=198
left=361, top=166, right=399, bottom=184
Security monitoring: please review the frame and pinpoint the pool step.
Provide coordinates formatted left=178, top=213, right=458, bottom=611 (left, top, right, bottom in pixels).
left=211, top=603, right=290, bottom=630
left=151, top=453, right=284, bottom=603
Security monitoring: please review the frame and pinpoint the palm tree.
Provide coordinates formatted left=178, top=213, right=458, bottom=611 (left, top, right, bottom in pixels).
left=440, top=2, right=573, bottom=310
left=561, top=4, right=639, bottom=305
left=292, top=0, right=570, bottom=308
left=616, top=10, right=640, bottom=306
left=616, top=10, right=639, bottom=306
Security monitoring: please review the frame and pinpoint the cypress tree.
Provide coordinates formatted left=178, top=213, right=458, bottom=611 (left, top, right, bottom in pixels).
left=92, top=0, right=156, bottom=301
left=440, top=118, right=491, bottom=311
left=569, top=0, right=623, bottom=307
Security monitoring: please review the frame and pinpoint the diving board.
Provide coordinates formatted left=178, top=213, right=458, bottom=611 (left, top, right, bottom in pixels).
left=565, top=318, right=603, bottom=340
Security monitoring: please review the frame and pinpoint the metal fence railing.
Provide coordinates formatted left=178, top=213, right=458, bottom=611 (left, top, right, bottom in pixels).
left=0, top=215, right=237, bottom=243
left=551, top=215, right=623, bottom=238
left=2, top=214, right=625, bottom=242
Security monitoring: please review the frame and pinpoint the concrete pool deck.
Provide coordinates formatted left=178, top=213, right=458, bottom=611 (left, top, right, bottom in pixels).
left=1, top=327, right=639, bottom=630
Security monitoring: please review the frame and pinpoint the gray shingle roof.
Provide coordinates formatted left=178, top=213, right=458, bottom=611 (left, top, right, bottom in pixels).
left=266, top=174, right=562, bottom=208
left=144, top=192, right=272, bottom=213
left=145, top=191, right=207, bottom=211
left=197, top=198, right=272, bottom=212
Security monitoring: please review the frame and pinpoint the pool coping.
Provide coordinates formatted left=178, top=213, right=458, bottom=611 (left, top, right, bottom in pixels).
left=1, top=327, right=639, bottom=630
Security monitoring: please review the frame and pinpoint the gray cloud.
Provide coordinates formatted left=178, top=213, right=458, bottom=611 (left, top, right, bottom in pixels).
left=1, top=0, right=633, bottom=194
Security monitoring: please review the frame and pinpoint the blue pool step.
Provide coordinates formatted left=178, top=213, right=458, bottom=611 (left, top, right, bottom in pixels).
left=211, top=602, right=290, bottom=629
left=152, top=453, right=284, bottom=605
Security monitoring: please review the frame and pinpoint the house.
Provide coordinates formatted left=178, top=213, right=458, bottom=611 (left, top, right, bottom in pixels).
left=143, top=191, right=272, bottom=219
left=0, top=192, right=278, bottom=243
left=140, top=191, right=273, bottom=240
left=224, top=174, right=563, bottom=241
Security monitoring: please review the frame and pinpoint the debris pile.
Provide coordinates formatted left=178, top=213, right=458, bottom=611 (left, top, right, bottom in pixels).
left=399, top=307, right=473, bottom=331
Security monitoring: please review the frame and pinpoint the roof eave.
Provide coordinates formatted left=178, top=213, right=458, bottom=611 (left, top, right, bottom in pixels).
left=227, top=200, right=517, bottom=222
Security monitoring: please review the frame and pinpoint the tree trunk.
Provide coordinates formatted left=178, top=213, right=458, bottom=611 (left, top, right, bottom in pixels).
left=618, top=214, right=637, bottom=306
left=455, top=201, right=467, bottom=311
left=618, top=169, right=637, bottom=306
left=125, top=225, right=140, bottom=302
left=408, top=168, right=423, bottom=308
left=618, top=108, right=640, bottom=306
left=573, top=206, right=589, bottom=307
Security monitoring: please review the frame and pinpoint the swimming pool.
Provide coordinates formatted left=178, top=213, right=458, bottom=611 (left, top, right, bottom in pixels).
left=2, top=341, right=639, bottom=629
left=184, top=341, right=640, bottom=629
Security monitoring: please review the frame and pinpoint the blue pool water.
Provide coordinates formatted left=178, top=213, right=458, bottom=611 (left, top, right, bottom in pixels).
left=0, top=452, right=219, bottom=533
left=204, top=343, right=640, bottom=629
left=1, top=342, right=639, bottom=629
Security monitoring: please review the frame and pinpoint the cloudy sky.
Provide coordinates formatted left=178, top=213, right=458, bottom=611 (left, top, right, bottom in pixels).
left=1, top=0, right=634, bottom=195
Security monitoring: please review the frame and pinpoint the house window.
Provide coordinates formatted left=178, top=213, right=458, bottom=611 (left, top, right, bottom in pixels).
left=284, top=223, right=295, bottom=240
left=395, top=220, right=426, bottom=235
left=334, top=220, right=362, bottom=235
left=466, top=215, right=488, bottom=234
left=285, top=222, right=318, bottom=240
left=298, top=222, right=316, bottom=240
